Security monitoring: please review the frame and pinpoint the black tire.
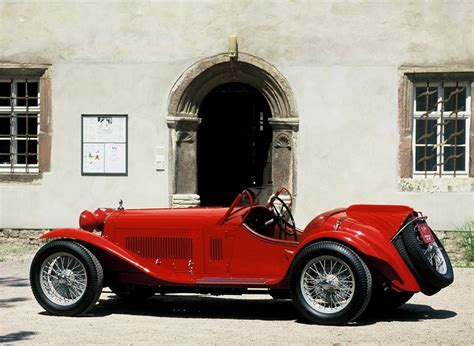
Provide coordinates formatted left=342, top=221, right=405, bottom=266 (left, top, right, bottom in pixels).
left=30, top=240, right=104, bottom=316
left=392, top=234, right=440, bottom=296
left=402, top=223, right=454, bottom=289
left=269, top=289, right=291, bottom=300
left=289, top=241, right=372, bottom=325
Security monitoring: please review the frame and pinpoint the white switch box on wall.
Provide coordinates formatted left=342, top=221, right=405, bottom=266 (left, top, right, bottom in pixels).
left=156, top=146, right=166, bottom=171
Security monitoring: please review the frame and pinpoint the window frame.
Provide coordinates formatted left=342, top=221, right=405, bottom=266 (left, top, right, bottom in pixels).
left=398, top=69, right=474, bottom=192
left=0, top=65, right=51, bottom=181
left=0, top=78, right=41, bottom=174
left=412, top=81, right=471, bottom=177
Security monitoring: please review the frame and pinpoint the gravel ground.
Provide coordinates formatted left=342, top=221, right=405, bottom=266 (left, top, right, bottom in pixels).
left=0, top=257, right=473, bottom=345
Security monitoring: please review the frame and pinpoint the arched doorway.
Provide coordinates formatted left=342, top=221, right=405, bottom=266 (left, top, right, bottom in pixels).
left=167, top=53, right=298, bottom=208
left=197, top=82, right=272, bottom=206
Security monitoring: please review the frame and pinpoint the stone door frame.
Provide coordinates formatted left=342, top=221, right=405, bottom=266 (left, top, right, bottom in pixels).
left=167, top=53, right=298, bottom=207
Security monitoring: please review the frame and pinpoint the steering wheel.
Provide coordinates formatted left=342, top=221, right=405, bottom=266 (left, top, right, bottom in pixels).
left=269, top=196, right=297, bottom=240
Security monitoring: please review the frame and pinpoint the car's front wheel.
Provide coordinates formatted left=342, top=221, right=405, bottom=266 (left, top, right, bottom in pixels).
left=289, top=241, right=372, bottom=325
left=30, top=240, right=104, bottom=316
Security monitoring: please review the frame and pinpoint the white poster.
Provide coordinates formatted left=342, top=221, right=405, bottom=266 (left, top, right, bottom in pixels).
left=83, top=143, right=105, bottom=173
left=83, top=116, right=126, bottom=143
left=104, top=143, right=126, bottom=173
left=82, top=115, right=127, bottom=175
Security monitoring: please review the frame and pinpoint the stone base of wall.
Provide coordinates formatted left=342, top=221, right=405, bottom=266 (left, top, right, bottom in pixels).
left=436, top=230, right=471, bottom=267
left=1, top=229, right=49, bottom=243
left=0, top=229, right=49, bottom=261
left=171, top=194, right=200, bottom=208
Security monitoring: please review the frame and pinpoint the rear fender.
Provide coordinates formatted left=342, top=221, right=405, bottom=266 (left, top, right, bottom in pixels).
left=297, top=227, right=421, bottom=292
left=41, top=229, right=156, bottom=279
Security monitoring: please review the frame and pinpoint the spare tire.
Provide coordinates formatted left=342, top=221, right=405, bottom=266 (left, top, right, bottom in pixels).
left=402, top=222, right=453, bottom=289
left=393, top=234, right=440, bottom=296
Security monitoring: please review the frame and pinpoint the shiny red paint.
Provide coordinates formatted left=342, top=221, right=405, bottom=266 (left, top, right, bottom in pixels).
left=300, top=209, right=420, bottom=291
left=41, top=190, right=422, bottom=292
left=346, top=204, right=414, bottom=240
left=79, top=211, right=97, bottom=231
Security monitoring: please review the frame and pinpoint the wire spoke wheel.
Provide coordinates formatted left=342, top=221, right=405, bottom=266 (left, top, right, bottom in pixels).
left=421, top=242, right=448, bottom=275
left=300, top=256, right=355, bottom=313
left=30, top=240, right=104, bottom=316
left=40, top=252, right=88, bottom=306
left=289, top=241, right=371, bottom=325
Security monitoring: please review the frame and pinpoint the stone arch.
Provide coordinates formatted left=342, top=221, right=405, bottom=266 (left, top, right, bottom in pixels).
left=167, top=53, right=298, bottom=207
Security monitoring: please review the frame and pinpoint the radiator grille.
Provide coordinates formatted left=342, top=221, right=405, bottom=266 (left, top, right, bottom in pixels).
left=210, top=237, right=223, bottom=261
left=126, top=236, right=193, bottom=259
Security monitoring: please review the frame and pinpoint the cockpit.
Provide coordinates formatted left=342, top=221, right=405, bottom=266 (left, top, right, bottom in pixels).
left=224, top=188, right=301, bottom=242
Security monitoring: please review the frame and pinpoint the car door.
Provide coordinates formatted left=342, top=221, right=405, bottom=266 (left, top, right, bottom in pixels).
left=226, top=223, right=297, bottom=278
left=203, top=225, right=235, bottom=275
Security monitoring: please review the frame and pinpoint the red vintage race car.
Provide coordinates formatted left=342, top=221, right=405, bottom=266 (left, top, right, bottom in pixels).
left=30, top=188, right=453, bottom=325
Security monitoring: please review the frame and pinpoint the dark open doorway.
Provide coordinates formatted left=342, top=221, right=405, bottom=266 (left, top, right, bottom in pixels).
left=197, top=82, right=272, bottom=206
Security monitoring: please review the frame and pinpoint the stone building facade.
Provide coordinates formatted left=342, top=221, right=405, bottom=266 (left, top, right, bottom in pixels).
left=0, top=1, right=473, bottom=230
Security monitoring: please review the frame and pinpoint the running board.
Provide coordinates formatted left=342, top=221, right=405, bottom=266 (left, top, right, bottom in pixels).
left=195, top=277, right=269, bottom=285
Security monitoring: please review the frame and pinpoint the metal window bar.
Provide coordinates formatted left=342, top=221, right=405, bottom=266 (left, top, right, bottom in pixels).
left=416, top=82, right=438, bottom=177
left=442, top=82, right=465, bottom=177
left=0, top=78, right=40, bottom=174
left=415, top=81, right=467, bottom=177
left=438, top=82, right=445, bottom=177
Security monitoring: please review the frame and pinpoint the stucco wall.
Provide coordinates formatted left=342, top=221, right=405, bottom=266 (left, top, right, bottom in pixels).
left=0, top=0, right=473, bottom=230
left=1, top=1, right=472, bottom=66
left=290, top=65, right=473, bottom=228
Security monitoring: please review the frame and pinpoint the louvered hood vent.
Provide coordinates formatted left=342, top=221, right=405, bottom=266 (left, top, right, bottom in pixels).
left=210, top=237, right=223, bottom=260
left=126, top=236, right=193, bottom=259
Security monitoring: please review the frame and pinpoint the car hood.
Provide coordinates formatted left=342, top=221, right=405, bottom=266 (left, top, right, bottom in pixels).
left=109, top=207, right=229, bottom=230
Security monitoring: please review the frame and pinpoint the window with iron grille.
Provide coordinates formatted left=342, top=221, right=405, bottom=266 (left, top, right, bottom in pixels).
left=0, top=79, right=40, bottom=173
left=413, top=81, right=471, bottom=177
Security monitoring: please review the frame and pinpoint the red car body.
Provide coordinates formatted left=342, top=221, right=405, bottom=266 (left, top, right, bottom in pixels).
left=42, top=203, right=418, bottom=291
left=31, top=188, right=453, bottom=324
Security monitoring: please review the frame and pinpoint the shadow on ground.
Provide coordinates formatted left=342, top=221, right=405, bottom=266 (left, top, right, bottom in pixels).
left=90, top=294, right=299, bottom=321
left=75, top=294, right=456, bottom=325
left=358, top=303, right=457, bottom=325
left=0, top=276, right=29, bottom=288
left=0, top=297, right=30, bottom=308
left=0, top=331, right=37, bottom=343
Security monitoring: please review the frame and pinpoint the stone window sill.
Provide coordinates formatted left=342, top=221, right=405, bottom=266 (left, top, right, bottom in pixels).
left=0, top=173, right=42, bottom=183
left=399, top=177, right=474, bottom=192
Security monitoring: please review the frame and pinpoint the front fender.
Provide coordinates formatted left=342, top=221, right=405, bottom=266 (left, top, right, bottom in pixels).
left=41, top=228, right=156, bottom=279
left=298, top=226, right=420, bottom=292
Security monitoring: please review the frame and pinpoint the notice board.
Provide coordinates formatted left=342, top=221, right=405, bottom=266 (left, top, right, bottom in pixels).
left=81, top=114, right=128, bottom=175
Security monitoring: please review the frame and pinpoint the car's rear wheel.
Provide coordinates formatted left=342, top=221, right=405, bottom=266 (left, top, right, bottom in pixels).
left=30, top=240, right=103, bottom=316
left=402, top=223, right=453, bottom=289
left=289, top=241, right=372, bottom=325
